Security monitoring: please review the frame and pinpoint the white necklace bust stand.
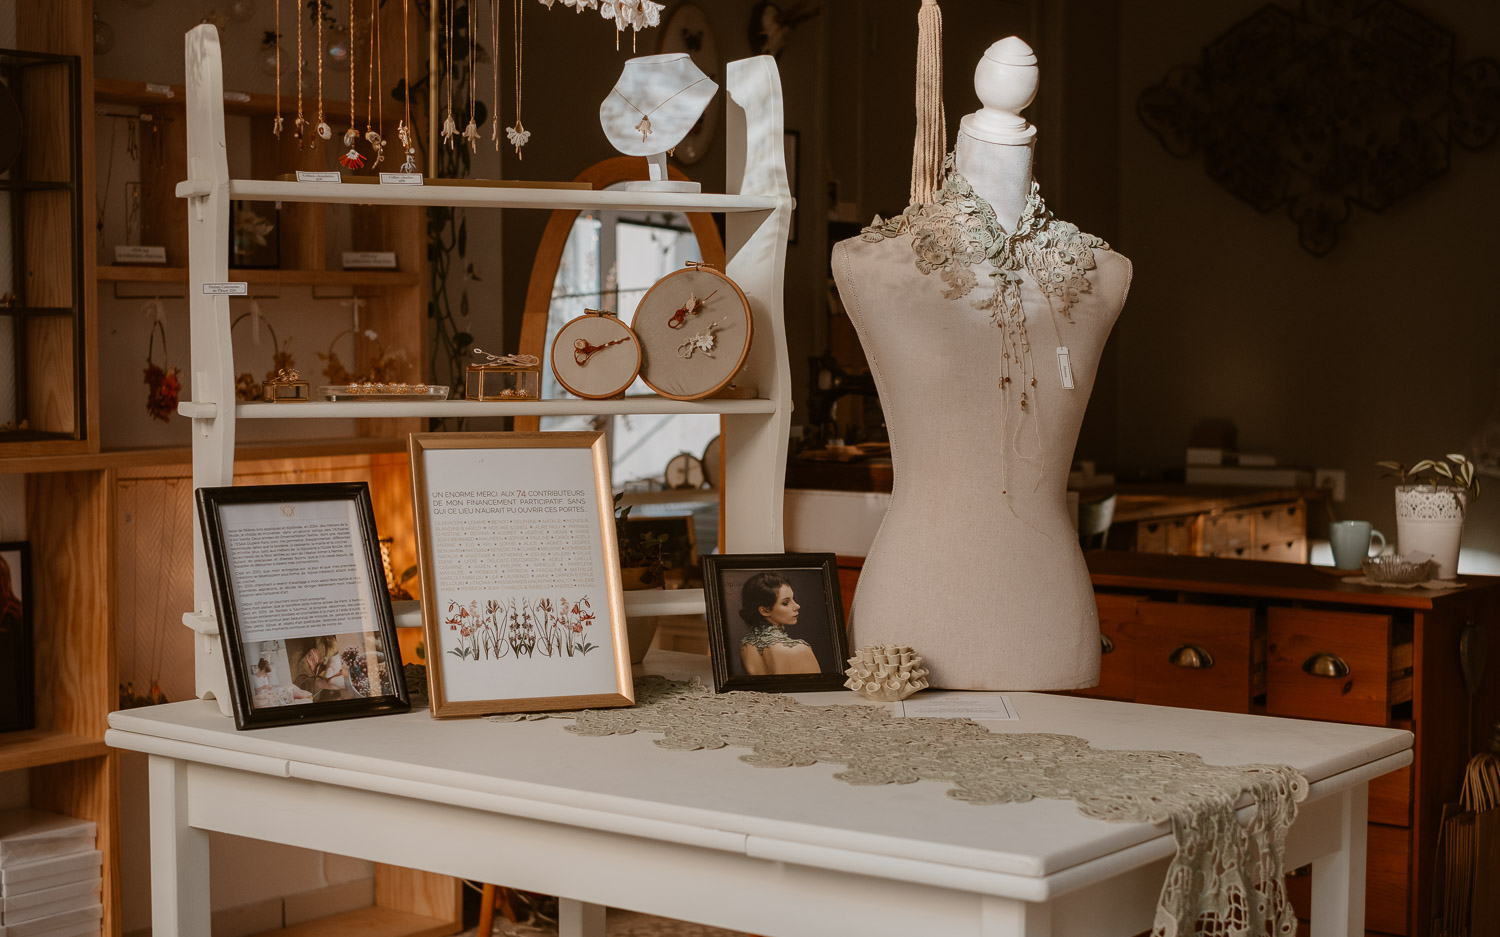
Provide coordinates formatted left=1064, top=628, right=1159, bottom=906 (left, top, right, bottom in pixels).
left=600, top=53, right=718, bottom=193
left=830, top=37, right=1133, bottom=691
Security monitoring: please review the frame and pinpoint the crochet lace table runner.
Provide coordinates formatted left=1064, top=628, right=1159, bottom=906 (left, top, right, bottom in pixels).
left=492, top=677, right=1308, bottom=937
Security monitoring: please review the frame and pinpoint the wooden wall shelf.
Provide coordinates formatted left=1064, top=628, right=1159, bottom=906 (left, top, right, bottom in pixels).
left=0, top=728, right=112, bottom=773
left=97, top=265, right=421, bottom=287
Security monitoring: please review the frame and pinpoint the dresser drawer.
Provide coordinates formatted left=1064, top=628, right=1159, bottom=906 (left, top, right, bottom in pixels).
left=1255, top=501, right=1306, bottom=542
left=1136, top=518, right=1195, bottom=555
left=1265, top=608, right=1394, bottom=726
left=1075, top=593, right=1138, bottom=700
left=1254, top=538, right=1307, bottom=563
left=1201, top=511, right=1254, bottom=556
left=1135, top=602, right=1255, bottom=713
left=1286, top=824, right=1410, bottom=934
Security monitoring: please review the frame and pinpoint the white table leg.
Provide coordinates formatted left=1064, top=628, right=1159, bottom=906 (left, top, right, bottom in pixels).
left=558, top=898, right=606, bottom=937
left=981, top=896, right=1052, bottom=937
left=1311, top=782, right=1368, bottom=937
left=148, top=755, right=211, bottom=937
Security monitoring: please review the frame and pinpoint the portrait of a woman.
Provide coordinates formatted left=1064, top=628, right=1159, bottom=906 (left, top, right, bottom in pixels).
left=737, top=571, right=821, bottom=676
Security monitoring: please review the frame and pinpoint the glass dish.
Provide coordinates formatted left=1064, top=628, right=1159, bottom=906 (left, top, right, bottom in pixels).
left=319, top=383, right=451, bottom=402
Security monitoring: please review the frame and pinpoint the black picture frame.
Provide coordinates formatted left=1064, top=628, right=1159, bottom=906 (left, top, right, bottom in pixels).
left=196, top=482, right=409, bottom=730
left=702, top=553, right=848, bottom=693
left=0, top=541, right=33, bottom=733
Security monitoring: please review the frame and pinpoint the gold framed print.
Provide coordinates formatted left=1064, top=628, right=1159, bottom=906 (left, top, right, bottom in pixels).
left=408, top=431, right=634, bottom=716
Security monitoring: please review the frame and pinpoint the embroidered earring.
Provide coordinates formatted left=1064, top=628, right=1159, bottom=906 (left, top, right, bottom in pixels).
left=440, top=0, right=457, bottom=147
left=666, top=289, right=717, bottom=329
left=505, top=0, right=530, bottom=157
left=573, top=335, right=630, bottom=366
left=313, top=1, right=331, bottom=143
left=294, top=0, right=308, bottom=140
left=460, top=0, right=480, bottom=151
left=272, top=2, right=284, bottom=137
left=490, top=0, right=500, bottom=152
left=676, top=319, right=725, bottom=359
left=364, top=0, right=386, bottom=166
left=338, top=0, right=365, bottom=169
left=396, top=0, right=419, bottom=172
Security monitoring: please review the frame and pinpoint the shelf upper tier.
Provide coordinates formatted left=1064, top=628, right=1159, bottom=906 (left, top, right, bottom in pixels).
left=98, top=265, right=420, bottom=286
left=181, top=397, right=777, bottom=420
left=176, top=178, right=783, bottom=213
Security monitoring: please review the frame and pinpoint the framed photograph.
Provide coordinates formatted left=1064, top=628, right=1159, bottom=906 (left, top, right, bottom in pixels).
left=196, top=483, right=409, bottom=730
left=702, top=553, right=849, bottom=693
left=229, top=200, right=279, bottom=268
left=409, top=432, right=634, bottom=717
left=0, top=542, right=33, bottom=733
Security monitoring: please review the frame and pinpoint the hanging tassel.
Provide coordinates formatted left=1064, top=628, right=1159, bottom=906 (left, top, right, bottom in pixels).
left=909, top=0, right=946, bottom=205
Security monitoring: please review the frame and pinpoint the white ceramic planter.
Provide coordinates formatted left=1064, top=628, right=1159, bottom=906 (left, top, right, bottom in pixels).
left=1394, top=485, right=1467, bottom=579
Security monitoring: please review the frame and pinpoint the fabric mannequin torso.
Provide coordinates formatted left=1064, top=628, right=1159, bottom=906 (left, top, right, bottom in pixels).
left=830, top=136, right=1132, bottom=691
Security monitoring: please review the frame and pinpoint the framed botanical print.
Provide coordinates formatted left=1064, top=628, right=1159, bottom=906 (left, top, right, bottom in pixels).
left=408, top=432, right=634, bottom=716
left=196, top=483, right=409, bottom=730
left=702, top=553, right=849, bottom=693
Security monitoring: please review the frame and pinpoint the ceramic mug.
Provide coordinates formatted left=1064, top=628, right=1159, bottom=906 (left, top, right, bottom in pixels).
left=1330, top=520, right=1387, bottom=570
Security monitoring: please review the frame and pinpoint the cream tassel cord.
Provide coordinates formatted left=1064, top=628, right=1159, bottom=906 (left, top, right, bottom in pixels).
left=910, top=0, right=946, bottom=204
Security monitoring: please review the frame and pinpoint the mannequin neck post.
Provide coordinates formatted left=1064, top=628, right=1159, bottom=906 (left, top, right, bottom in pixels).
left=953, top=130, right=1034, bottom=231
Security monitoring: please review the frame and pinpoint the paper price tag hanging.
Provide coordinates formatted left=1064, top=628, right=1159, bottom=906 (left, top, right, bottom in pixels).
left=1056, top=346, right=1075, bottom=391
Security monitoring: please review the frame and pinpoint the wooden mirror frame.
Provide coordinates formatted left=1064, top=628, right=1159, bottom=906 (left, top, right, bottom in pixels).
left=515, top=156, right=727, bottom=433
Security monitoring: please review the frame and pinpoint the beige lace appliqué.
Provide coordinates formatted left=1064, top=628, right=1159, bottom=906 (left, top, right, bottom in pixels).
left=495, top=677, right=1306, bottom=937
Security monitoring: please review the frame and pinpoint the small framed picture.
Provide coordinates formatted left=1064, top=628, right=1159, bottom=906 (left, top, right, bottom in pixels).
left=409, top=431, right=634, bottom=716
left=229, top=200, right=279, bottom=268
left=196, top=483, right=409, bottom=730
left=702, top=553, right=849, bottom=693
left=0, top=542, right=33, bottom=733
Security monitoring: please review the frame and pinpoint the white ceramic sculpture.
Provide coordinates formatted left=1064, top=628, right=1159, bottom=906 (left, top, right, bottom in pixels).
left=844, top=645, right=931, bottom=702
left=601, top=53, right=718, bottom=193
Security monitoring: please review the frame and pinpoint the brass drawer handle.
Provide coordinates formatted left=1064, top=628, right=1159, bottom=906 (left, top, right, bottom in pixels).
left=1303, top=653, right=1351, bottom=678
left=1100, top=634, right=1115, bottom=654
left=1168, top=644, right=1214, bottom=669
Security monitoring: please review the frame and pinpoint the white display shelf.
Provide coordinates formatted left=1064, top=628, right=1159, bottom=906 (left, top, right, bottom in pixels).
left=199, top=398, right=777, bottom=420
left=178, top=178, right=782, bottom=213
left=392, top=588, right=705, bottom=629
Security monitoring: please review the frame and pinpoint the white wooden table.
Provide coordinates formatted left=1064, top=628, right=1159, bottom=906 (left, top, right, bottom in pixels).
left=105, top=651, right=1411, bottom=937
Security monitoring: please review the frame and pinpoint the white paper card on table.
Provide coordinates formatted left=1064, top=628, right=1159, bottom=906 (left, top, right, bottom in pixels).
left=112, top=245, right=166, bottom=264
left=899, top=693, right=1018, bottom=721
left=202, top=282, right=248, bottom=296
left=296, top=170, right=341, bottom=184
left=380, top=172, right=423, bottom=185
left=341, top=251, right=397, bottom=269
left=1056, top=346, right=1075, bottom=390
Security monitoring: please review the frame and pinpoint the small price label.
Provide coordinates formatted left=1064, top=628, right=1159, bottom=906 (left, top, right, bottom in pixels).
left=1056, top=346, right=1075, bottom=390
left=379, top=172, right=423, bottom=185
left=342, top=251, right=398, bottom=269
left=113, top=245, right=167, bottom=264
left=223, top=90, right=251, bottom=103
left=203, top=282, right=249, bottom=296
left=145, top=83, right=175, bottom=98
left=296, top=170, right=342, bottom=183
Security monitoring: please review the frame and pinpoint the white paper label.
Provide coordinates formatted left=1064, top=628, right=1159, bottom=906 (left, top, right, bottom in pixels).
left=380, top=172, right=423, bottom=185
left=341, top=251, right=398, bottom=269
left=223, top=90, right=251, bottom=103
left=1056, top=346, right=1075, bottom=390
left=203, top=282, right=249, bottom=295
left=296, top=170, right=342, bottom=183
left=113, top=245, right=167, bottom=264
left=900, top=694, right=1019, bottom=721
left=145, top=83, right=175, bottom=98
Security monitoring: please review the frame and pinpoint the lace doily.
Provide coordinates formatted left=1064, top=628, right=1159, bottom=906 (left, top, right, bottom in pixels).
left=493, top=677, right=1306, bottom=937
left=740, top=623, right=810, bottom=651
left=1394, top=485, right=1468, bottom=520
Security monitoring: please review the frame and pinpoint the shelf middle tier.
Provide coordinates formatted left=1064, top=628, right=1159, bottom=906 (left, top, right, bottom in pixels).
left=179, top=178, right=784, bottom=213
left=215, top=397, right=778, bottom=420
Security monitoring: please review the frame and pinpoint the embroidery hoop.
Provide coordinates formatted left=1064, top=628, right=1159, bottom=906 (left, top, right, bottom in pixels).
left=550, top=309, right=642, bottom=400
left=630, top=262, right=752, bottom=401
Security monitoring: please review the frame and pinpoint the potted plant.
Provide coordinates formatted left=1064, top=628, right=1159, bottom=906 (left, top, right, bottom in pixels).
left=1376, top=454, right=1481, bottom=579
left=614, top=494, right=670, bottom=662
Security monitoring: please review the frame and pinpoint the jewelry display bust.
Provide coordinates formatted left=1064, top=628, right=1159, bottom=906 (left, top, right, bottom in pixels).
left=601, top=53, right=718, bottom=192
left=830, top=38, right=1133, bottom=691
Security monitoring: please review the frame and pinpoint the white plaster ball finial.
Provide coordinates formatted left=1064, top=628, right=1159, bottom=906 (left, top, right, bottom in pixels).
left=961, top=36, right=1039, bottom=145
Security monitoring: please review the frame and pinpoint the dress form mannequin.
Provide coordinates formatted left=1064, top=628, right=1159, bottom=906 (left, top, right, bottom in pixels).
left=600, top=54, right=718, bottom=193
left=830, top=37, right=1132, bottom=691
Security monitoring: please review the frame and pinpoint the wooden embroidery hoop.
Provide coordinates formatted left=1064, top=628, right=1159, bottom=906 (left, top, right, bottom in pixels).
left=631, top=262, right=753, bottom=401
left=550, top=308, right=642, bottom=400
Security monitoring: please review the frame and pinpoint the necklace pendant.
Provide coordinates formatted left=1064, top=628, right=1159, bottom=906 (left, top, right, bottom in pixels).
left=342, top=128, right=360, bottom=148
left=635, top=115, right=652, bottom=141
left=272, top=115, right=284, bottom=139
left=315, top=120, right=332, bottom=141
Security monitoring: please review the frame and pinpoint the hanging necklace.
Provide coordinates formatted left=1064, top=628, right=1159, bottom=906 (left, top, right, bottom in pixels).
left=314, top=2, right=330, bottom=142
left=398, top=0, right=418, bottom=171
left=611, top=76, right=711, bottom=142
left=441, top=0, right=457, bottom=147
left=505, top=0, right=530, bottom=157
left=339, top=0, right=365, bottom=167
left=294, top=0, right=307, bottom=141
left=364, top=0, right=386, bottom=166
left=490, top=0, right=500, bottom=152
left=273, top=1, right=283, bottom=137
left=461, top=0, right=479, bottom=151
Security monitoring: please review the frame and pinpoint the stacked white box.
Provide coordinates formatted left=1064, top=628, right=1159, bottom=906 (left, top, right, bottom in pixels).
left=0, top=812, right=101, bottom=937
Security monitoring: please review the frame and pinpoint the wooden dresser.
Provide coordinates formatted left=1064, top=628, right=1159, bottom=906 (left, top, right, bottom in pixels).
left=1082, top=551, right=1499, bottom=937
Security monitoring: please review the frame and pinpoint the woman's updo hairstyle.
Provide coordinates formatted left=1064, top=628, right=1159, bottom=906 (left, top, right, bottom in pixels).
left=738, top=571, right=790, bottom=629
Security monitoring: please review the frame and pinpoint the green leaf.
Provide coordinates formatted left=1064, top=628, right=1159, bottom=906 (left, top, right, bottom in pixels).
left=1411, top=460, right=1436, bottom=475
left=1447, top=453, right=1468, bottom=464
left=1433, top=462, right=1454, bottom=479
